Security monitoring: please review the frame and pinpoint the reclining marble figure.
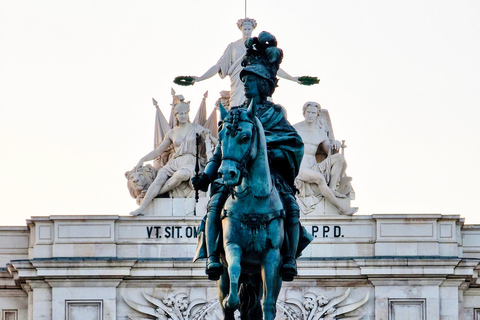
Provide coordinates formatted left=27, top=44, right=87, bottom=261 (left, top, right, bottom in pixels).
left=129, top=95, right=211, bottom=216
left=293, top=101, right=357, bottom=215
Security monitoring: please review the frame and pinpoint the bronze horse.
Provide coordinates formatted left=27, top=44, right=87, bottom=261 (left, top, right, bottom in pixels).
left=216, top=102, right=284, bottom=320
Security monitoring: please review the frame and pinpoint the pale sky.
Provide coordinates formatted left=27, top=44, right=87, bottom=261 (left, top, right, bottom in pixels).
left=1, top=0, right=479, bottom=226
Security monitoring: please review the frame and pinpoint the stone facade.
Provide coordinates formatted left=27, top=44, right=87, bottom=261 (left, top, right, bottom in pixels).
left=1, top=199, right=480, bottom=319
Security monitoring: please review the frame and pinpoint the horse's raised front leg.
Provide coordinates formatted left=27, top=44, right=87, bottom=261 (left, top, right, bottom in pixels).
left=223, top=242, right=242, bottom=312
left=261, top=248, right=282, bottom=320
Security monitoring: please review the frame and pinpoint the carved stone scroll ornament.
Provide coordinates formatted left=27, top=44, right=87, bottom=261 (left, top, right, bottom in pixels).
left=124, top=291, right=221, bottom=320
left=124, top=288, right=368, bottom=320
left=278, top=288, right=369, bottom=320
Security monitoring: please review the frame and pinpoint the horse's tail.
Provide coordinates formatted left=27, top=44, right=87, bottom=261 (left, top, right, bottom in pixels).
left=238, top=278, right=263, bottom=320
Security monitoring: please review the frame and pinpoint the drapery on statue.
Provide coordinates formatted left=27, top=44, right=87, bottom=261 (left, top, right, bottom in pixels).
left=175, top=18, right=317, bottom=107
left=192, top=32, right=312, bottom=320
left=129, top=95, right=212, bottom=216
left=294, top=102, right=357, bottom=215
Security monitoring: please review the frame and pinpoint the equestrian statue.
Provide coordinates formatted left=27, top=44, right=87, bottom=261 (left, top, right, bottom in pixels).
left=193, top=32, right=312, bottom=320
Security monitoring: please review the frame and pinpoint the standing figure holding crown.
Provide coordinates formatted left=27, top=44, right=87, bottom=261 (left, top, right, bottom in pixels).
left=177, top=18, right=311, bottom=107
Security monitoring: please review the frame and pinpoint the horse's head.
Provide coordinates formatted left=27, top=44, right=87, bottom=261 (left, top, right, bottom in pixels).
left=218, top=101, right=258, bottom=186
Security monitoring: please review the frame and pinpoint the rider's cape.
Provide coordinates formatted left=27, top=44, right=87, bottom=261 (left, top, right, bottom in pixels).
left=203, top=102, right=304, bottom=190
left=193, top=102, right=312, bottom=261
left=257, top=102, right=304, bottom=190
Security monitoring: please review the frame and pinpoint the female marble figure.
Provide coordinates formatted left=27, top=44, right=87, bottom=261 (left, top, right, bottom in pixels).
left=294, top=102, right=357, bottom=215
left=130, top=96, right=210, bottom=216
left=190, top=18, right=300, bottom=107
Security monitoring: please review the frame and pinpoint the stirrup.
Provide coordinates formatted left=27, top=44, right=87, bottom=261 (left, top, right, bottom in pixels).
left=206, top=256, right=222, bottom=281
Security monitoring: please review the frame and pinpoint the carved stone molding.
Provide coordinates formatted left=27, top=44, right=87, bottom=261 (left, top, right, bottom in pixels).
left=278, top=288, right=368, bottom=320
left=124, top=288, right=369, bottom=320
left=124, top=291, right=220, bottom=320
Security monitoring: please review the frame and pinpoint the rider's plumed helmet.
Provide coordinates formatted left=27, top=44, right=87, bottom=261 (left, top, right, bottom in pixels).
left=240, top=31, right=283, bottom=97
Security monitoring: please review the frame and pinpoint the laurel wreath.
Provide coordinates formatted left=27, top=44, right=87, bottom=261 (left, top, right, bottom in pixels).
left=173, top=76, right=195, bottom=86
left=298, top=76, right=320, bottom=86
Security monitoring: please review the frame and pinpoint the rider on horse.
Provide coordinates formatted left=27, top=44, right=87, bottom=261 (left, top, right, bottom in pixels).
left=193, top=32, right=312, bottom=282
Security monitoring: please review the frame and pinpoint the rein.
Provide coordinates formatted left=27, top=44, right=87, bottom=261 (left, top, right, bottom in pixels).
left=219, top=108, right=281, bottom=233
left=221, top=111, right=271, bottom=200
left=221, top=117, right=257, bottom=181
left=228, top=183, right=271, bottom=200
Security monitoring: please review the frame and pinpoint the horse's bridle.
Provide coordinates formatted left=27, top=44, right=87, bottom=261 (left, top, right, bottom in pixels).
left=220, top=113, right=258, bottom=179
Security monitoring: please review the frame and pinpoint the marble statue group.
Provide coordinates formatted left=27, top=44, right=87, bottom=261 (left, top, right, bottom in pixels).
left=294, top=102, right=357, bottom=215
left=125, top=18, right=357, bottom=320
left=128, top=95, right=213, bottom=217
